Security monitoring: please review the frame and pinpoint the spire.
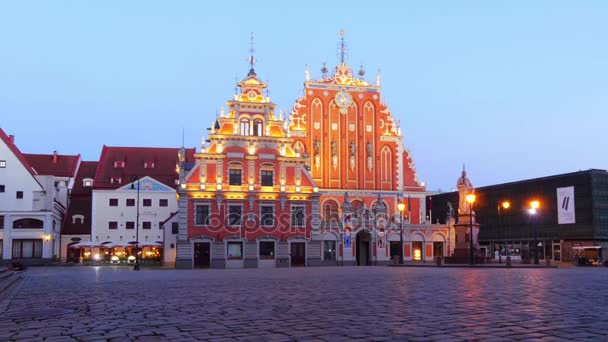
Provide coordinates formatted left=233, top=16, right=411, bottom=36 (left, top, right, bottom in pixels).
left=248, top=32, right=256, bottom=77
left=338, top=29, right=347, bottom=65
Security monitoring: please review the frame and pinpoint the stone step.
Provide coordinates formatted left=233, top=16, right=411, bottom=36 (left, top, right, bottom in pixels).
left=0, top=269, right=21, bottom=295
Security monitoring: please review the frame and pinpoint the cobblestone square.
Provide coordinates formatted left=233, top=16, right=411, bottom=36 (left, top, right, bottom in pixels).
left=1, top=266, right=607, bottom=341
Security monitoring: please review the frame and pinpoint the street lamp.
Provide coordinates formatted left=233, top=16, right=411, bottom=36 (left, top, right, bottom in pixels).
left=466, top=194, right=476, bottom=265
left=529, top=200, right=540, bottom=265
left=131, top=177, right=141, bottom=271
left=497, top=201, right=510, bottom=264
left=397, top=201, right=405, bottom=264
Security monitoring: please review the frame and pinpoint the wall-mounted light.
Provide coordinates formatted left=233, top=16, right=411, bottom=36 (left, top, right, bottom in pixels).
left=280, top=185, right=286, bottom=192
left=44, top=234, right=51, bottom=241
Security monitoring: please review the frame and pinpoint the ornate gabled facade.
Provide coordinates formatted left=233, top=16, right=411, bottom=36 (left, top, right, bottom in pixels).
left=175, top=65, right=321, bottom=269
left=287, top=34, right=448, bottom=265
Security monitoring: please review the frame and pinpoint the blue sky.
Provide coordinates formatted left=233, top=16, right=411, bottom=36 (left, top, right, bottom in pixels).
left=1, top=1, right=607, bottom=191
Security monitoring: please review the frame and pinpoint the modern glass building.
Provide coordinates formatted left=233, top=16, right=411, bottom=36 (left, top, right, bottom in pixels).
left=427, top=169, right=608, bottom=263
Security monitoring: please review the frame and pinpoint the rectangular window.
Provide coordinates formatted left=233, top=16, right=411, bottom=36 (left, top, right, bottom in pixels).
left=195, top=205, right=210, bottom=225
left=229, top=169, right=242, bottom=185
left=0, top=160, right=5, bottom=168
left=11, top=239, right=43, bottom=258
left=0, top=185, right=5, bottom=192
left=16, top=191, right=23, bottom=199
left=114, top=161, right=125, bottom=168
left=110, top=177, right=122, bottom=184
left=227, top=205, right=242, bottom=226
left=126, top=198, right=135, bottom=207
left=109, top=221, right=118, bottom=230
left=144, top=161, right=155, bottom=169
left=291, top=206, right=306, bottom=227
left=126, top=221, right=135, bottom=230
left=259, top=241, right=275, bottom=260
left=142, top=221, right=152, bottom=229
left=0, top=216, right=4, bottom=229
left=159, top=221, right=163, bottom=229
left=83, top=180, right=93, bottom=187
left=323, top=240, right=336, bottom=261
left=260, top=205, right=274, bottom=227
left=227, top=242, right=243, bottom=260
left=109, top=198, right=118, bottom=206
left=159, top=199, right=168, bottom=207
left=171, top=222, right=179, bottom=234
left=261, top=170, right=273, bottom=186
left=143, top=199, right=152, bottom=207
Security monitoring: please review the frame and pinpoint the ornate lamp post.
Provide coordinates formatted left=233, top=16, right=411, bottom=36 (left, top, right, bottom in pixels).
left=131, top=177, right=141, bottom=271
left=397, top=201, right=405, bottom=264
left=497, top=201, right=510, bottom=264
left=529, top=200, right=540, bottom=265
left=466, top=194, right=476, bottom=265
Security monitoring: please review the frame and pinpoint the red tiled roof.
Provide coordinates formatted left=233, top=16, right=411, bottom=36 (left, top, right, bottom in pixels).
left=61, top=161, right=98, bottom=235
left=23, top=153, right=80, bottom=178
left=93, top=146, right=196, bottom=190
left=0, top=128, right=37, bottom=177
left=71, top=161, right=98, bottom=195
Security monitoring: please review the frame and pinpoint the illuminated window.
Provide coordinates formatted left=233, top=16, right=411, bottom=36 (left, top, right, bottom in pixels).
left=114, top=161, right=125, bottom=168
left=229, top=169, right=242, bottom=185
left=111, top=177, right=122, bottom=184
left=253, top=119, right=263, bottom=136
left=240, top=119, right=250, bottom=136
left=144, top=161, right=155, bottom=169
left=0, top=160, right=6, bottom=168
left=83, top=179, right=93, bottom=187
left=227, top=242, right=243, bottom=260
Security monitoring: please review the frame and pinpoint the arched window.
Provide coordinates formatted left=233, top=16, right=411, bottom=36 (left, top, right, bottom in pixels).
left=253, top=119, right=263, bottom=136
left=323, top=200, right=339, bottom=223
left=381, top=147, right=393, bottom=183
left=12, top=218, right=44, bottom=229
left=240, top=119, right=250, bottom=136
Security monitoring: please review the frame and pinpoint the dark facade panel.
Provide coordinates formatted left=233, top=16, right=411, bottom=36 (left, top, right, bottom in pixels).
left=427, top=170, right=608, bottom=242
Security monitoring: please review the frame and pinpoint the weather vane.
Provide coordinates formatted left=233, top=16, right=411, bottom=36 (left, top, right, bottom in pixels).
left=338, top=29, right=347, bottom=64
left=248, top=32, right=256, bottom=76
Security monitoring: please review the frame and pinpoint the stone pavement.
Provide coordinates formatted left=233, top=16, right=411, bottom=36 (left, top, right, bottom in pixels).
left=1, top=266, right=607, bottom=341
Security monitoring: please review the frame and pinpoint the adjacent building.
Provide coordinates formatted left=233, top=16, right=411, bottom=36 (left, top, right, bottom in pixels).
left=427, top=169, right=608, bottom=263
left=1, top=128, right=80, bottom=264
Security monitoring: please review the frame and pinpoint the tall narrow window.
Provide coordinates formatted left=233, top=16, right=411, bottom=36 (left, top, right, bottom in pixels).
left=240, top=119, right=250, bottom=136
left=260, top=205, right=274, bottom=227
left=261, top=170, right=273, bottom=186
left=253, top=119, right=263, bottom=136
left=228, top=205, right=242, bottom=226
left=229, top=169, right=242, bottom=185
left=0, top=215, right=4, bottom=229
left=0, top=185, right=5, bottom=192
left=291, top=206, right=306, bottom=227
left=195, top=205, right=210, bottom=225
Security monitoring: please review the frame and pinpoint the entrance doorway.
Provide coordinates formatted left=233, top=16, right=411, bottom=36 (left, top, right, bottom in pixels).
left=290, top=242, right=306, bottom=267
left=193, top=242, right=210, bottom=268
left=433, top=242, right=444, bottom=258
left=356, top=230, right=371, bottom=266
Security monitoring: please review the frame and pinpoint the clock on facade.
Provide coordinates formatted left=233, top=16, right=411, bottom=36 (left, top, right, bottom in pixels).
left=334, top=89, right=353, bottom=114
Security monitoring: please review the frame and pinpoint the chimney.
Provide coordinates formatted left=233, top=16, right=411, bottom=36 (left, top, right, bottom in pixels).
left=8, top=135, right=14, bottom=145
left=53, top=151, right=58, bottom=164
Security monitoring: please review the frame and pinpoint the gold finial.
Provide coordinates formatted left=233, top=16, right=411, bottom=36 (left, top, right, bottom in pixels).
left=339, top=29, right=345, bottom=36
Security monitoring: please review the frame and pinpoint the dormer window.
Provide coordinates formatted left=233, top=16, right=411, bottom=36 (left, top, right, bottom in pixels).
left=253, top=119, right=263, bottom=136
left=82, top=178, right=93, bottom=187
left=114, top=161, right=125, bottom=168
left=144, top=161, right=155, bottom=169
left=72, top=215, right=84, bottom=224
left=111, top=177, right=122, bottom=184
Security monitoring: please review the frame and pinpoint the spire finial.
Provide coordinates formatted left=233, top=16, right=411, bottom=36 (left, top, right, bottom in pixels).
left=181, top=127, right=185, bottom=148
left=248, top=32, right=256, bottom=76
left=338, top=29, right=347, bottom=65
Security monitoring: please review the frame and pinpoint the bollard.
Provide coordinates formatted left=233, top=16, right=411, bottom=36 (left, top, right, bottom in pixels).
left=506, top=256, right=512, bottom=267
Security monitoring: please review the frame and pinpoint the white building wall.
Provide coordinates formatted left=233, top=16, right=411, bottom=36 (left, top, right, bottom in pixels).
left=91, top=179, right=177, bottom=246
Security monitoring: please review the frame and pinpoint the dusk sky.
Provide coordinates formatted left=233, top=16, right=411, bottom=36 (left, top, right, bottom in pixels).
left=1, top=1, right=606, bottom=191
